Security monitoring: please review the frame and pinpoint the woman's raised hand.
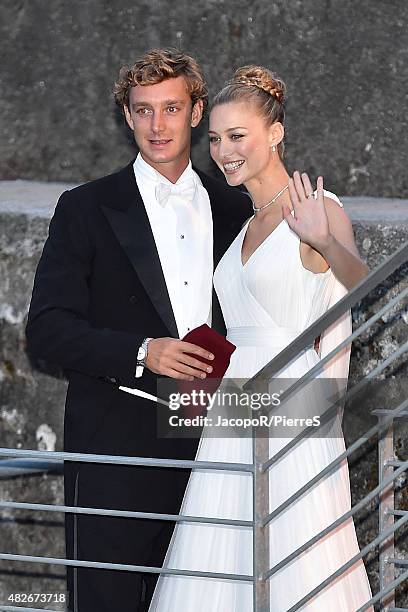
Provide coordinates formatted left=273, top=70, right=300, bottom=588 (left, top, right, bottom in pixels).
left=282, top=171, right=333, bottom=253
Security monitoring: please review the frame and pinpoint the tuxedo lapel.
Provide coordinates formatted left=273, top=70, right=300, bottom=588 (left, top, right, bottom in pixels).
left=195, top=169, right=231, bottom=334
left=195, top=169, right=226, bottom=269
left=101, top=163, right=178, bottom=338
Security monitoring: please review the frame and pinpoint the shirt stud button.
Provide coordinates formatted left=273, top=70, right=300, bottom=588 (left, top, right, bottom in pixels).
left=180, top=234, right=185, bottom=239
left=184, top=281, right=188, bottom=286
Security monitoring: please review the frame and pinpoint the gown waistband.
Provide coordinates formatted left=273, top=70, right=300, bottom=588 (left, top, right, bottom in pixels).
left=227, top=325, right=312, bottom=348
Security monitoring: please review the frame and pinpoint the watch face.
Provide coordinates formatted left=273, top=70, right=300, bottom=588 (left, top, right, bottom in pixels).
left=139, top=347, right=146, bottom=360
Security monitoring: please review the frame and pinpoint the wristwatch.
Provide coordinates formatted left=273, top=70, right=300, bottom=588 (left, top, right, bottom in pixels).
left=136, top=337, right=153, bottom=376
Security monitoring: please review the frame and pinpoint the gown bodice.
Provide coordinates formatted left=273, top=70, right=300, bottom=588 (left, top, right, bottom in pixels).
left=214, top=215, right=333, bottom=340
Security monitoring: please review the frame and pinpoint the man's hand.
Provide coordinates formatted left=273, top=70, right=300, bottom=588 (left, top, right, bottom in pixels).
left=146, top=338, right=214, bottom=380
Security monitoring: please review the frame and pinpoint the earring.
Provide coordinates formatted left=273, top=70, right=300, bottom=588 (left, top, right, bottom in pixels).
left=271, top=145, right=276, bottom=152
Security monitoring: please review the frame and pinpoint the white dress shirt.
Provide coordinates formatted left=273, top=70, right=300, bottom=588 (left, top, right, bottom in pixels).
left=133, top=153, right=213, bottom=376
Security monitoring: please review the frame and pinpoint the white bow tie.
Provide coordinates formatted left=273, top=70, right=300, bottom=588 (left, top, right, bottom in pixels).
left=155, top=178, right=196, bottom=208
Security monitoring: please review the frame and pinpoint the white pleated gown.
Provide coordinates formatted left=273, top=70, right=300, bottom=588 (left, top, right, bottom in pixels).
left=149, top=201, right=372, bottom=611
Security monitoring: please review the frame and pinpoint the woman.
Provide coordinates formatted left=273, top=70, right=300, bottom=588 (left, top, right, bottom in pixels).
left=149, top=66, right=372, bottom=611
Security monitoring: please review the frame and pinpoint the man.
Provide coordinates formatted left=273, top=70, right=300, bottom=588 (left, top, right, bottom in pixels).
left=26, top=48, right=252, bottom=611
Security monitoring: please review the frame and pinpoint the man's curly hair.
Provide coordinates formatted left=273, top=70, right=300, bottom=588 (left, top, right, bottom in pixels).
left=113, top=48, right=208, bottom=114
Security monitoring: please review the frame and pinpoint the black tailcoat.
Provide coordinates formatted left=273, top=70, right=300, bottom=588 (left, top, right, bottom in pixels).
left=26, top=161, right=252, bottom=611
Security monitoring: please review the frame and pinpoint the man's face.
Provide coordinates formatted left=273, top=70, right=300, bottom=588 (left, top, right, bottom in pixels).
left=124, top=76, right=203, bottom=179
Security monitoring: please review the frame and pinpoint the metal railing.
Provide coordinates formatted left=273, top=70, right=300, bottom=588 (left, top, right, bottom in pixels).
left=246, top=240, right=408, bottom=612
left=0, top=239, right=407, bottom=612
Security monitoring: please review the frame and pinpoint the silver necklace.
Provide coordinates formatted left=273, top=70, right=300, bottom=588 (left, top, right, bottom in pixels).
left=252, top=184, right=289, bottom=213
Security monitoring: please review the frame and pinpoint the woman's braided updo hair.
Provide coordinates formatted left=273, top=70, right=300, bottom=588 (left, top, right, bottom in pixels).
left=211, top=65, right=286, bottom=158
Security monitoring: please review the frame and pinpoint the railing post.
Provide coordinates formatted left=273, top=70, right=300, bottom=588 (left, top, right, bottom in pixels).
left=378, top=413, right=395, bottom=611
left=253, top=428, right=270, bottom=612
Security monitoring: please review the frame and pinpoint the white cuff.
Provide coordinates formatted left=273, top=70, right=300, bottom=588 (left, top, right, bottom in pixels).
left=135, top=363, right=144, bottom=378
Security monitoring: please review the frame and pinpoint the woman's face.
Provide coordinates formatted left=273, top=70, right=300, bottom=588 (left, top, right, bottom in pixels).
left=209, top=101, right=276, bottom=186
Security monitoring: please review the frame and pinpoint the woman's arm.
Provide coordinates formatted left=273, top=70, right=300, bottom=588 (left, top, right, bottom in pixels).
left=318, top=199, right=369, bottom=288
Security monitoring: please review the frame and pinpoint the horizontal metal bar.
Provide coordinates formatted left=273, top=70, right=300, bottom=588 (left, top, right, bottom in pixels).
left=261, top=401, right=340, bottom=473
left=356, top=568, right=408, bottom=611
left=284, top=512, right=408, bottom=612
left=389, top=510, right=408, bottom=517
left=340, top=341, right=408, bottom=432
left=260, top=394, right=337, bottom=472
left=388, top=558, right=408, bottom=566
left=325, top=334, right=407, bottom=411
left=388, top=608, right=408, bottom=612
left=0, top=552, right=252, bottom=582
left=356, top=340, right=408, bottom=384
left=265, top=457, right=408, bottom=580
left=388, top=460, right=407, bottom=467
left=245, top=240, right=408, bottom=384
left=372, top=409, right=408, bottom=418
left=0, top=459, right=62, bottom=477
left=0, top=500, right=253, bottom=528
left=262, top=398, right=408, bottom=525
left=263, top=285, right=408, bottom=405
left=0, top=448, right=254, bottom=473
left=262, top=340, right=408, bottom=473
left=245, top=295, right=408, bottom=479
left=1, top=342, right=404, bottom=482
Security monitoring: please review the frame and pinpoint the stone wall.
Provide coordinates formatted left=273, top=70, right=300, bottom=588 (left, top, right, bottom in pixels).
left=1, top=0, right=408, bottom=197
left=0, top=183, right=74, bottom=609
left=0, top=182, right=407, bottom=605
left=1, top=0, right=407, bottom=605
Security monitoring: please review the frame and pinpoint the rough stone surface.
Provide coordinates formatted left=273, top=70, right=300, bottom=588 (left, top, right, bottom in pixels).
left=0, top=183, right=71, bottom=606
left=343, top=202, right=408, bottom=604
left=0, top=182, right=407, bottom=605
left=1, top=0, right=408, bottom=198
left=0, top=473, right=66, bottom=610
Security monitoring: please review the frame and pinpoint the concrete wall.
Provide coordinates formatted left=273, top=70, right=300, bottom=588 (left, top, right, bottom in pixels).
left=0, top=183, right=407, bottom=605
left=1, top=0, right=408, bottom=197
